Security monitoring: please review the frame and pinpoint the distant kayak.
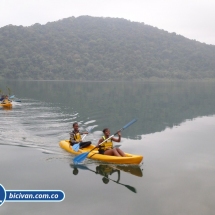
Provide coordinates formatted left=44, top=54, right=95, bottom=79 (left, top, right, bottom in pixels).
left=0, top=103, right=12, bottom=108
left=59, top=140, right=143, bottom=164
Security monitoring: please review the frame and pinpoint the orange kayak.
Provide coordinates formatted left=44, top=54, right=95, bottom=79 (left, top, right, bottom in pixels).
left=0, top=103, right=12, bottom=108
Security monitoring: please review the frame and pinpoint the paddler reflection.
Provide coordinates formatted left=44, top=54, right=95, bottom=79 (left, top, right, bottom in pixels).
left=72, top=166, right=79, bottom=175
left=96, top=165, right=120, bottom=184
left=70, top=163, right=143, bottom=193
left=70, top=164, right=120, bottom=183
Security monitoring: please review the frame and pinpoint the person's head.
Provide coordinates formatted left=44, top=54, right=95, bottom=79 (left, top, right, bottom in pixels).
left=73, top=122, right=79, bottom=131
left=5, top=95, right=8, bottom=99
left=103, top=128, right=110, bottom=136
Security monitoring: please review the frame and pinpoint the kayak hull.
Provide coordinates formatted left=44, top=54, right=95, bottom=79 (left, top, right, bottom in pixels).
left=59, top=140, right=143, bottom=165
left=0, top=103, right=12, bottom=108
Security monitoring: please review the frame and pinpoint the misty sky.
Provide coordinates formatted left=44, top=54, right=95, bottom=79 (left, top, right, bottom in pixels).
left=1, top=0, right=215, bottom=45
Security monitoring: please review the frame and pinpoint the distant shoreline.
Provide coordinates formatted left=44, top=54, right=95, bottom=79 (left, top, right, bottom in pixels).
left=2, top=78, right=215, bottom=83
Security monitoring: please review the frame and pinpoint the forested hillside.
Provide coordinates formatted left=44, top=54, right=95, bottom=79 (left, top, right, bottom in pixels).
left=0, top=16, right=215, bottom=80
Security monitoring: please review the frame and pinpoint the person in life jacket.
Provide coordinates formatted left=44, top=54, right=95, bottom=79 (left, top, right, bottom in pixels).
left=69, top=122, right=91, bottom=149
left=1, top=95, right=11, bottom=104
left=96, top=128, right=125, bottom=156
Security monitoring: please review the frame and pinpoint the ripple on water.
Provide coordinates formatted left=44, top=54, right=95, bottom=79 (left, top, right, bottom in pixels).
left=0, top=99, right=99, bottom=157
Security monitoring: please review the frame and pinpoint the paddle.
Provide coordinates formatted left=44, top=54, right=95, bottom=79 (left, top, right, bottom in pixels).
left=9, top=95, right=22, bottom=102
left=72, top=127, right=92, bottom=151
left=74, top=164, right=137, bottom=193
left=73, top=119, right=137, bottom=164
left=107, top=176, right=136, bottom=193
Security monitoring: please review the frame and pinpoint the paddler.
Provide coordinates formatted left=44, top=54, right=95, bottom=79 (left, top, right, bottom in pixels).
left=69, top=122, right=92, bottom=149
left=96, top=128, right=125, bottom=156
left=1, top=95, right=11, bottom=104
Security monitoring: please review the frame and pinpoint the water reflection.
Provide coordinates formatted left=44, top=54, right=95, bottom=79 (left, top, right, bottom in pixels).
left=1, top=106, right=12, bottom=111
left=70, top=163, right=143, bottom=193
left=1, top=81, right=215, bottom=215
left=2, top=80, right=215, bottom=139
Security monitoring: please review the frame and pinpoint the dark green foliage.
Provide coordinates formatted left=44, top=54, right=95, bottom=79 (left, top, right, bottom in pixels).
left=0, top=16, right=215, bottom=80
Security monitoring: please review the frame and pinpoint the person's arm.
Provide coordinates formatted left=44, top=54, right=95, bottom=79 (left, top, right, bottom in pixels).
left=112, top=131, right=121, bottom=142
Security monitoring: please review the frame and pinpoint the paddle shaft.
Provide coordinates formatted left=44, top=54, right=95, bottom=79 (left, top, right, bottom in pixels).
left=81, top=134, right=87, bottom=141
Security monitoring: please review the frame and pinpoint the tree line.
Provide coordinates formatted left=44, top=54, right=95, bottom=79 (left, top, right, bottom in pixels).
left=0, top=16, right=215, bottom=80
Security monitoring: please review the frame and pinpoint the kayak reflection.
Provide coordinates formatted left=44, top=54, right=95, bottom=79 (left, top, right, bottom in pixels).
left=1, top=106, right=12, bottom=110
left=70, top=164, right=143, bottom=193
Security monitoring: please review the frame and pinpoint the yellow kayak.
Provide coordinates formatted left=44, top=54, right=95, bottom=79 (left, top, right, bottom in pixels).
left=0, top=103, right=12, bottom=108
left=59, top=140, right=143, bottom=165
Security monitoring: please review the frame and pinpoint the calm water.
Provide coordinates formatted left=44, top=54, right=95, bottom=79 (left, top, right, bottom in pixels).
left=0, top=80, right=215, bottom=215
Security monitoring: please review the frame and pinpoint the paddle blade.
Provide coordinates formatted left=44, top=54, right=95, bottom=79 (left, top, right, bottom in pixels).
left=122, top=119, right=137, bottom=130
left=124, top=184, right=137, bottom=193
left=73, top=152, right=89, bottom=164
left=70, top=164, right=90, bottom=171
left=72, top=143, right=80, bottom=152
